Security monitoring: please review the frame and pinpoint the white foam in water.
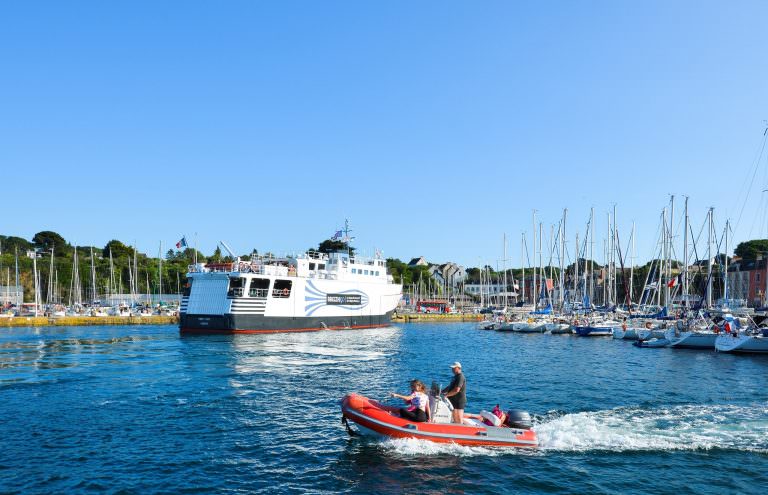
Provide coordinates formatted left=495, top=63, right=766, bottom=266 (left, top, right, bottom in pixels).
left=534, top=403, right=768, bottom=453
left=381, top=437, right=504, bottom=457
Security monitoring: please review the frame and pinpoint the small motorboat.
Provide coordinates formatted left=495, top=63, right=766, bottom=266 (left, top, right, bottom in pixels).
left=340, top=393, right=538, bottom=448
left=633, top=338, right=670, bottom=348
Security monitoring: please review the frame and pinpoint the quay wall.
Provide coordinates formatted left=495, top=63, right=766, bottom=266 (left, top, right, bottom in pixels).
left=392, top=313, right=482, bottom=323
left=0, top=315, right=179, bottom=327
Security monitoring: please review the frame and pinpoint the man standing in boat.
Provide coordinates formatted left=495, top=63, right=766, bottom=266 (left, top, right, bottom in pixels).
left=442, top=362, right=466, bottom=423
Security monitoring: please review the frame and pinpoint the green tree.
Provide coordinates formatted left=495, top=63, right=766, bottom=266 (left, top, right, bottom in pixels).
left=318, top=239, right=355, bottom=254
left=103, top=240, right=133, bottom=259
left=209, top=246, right=223, bottom=262
left=0, top=235, right=32, bottom=254
left=32, top=231, right=70, bottom=255
left=734, top=239, right=768, bottom=260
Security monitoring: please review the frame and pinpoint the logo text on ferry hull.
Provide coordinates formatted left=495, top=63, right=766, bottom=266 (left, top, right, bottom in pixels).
left=326, top=294, right=362, bottom=305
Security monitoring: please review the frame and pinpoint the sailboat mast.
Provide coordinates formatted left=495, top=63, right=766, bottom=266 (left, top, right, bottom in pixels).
left=629, top=222, right=635, bottom=306
left=589, top=208, right=594, bottom=306
left=707, top=207, right=714, bottom=308
left=502, top=233, right=507, bottom=309
left=724, top=220, right=729, bottom=303
left=521, top=234, right=526, bottom=305
left=532, top=210, right=537, bottom=310
left=683, top=196, right=689, bottom=308
left=560, top=209, right=567, bottom=309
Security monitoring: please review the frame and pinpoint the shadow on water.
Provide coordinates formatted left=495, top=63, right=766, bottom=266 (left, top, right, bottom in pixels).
left=332, top=439, right=468, bottom=494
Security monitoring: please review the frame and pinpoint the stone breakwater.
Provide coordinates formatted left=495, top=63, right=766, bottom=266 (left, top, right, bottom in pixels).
left=0, top=315, right=179, bottom=327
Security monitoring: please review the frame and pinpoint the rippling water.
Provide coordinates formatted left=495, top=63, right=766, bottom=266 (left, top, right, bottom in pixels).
left=1, top=323, right=766, bottom=494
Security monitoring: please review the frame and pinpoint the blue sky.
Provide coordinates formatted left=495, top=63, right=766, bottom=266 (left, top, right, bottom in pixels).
left=2, top=1, right=767, bottom=268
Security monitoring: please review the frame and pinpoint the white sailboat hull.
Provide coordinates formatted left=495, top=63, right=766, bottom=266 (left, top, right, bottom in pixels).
left=715, top=333, right=768, bottom=353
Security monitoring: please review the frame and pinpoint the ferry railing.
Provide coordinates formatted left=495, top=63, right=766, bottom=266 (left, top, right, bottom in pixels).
left=248, top=288, right=269, bottom=298
left=228, top=288, right=245, bottom=297
left=272, top=289, right=291, bottom=298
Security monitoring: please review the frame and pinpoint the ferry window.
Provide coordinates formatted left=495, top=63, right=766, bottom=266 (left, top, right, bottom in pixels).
left=309, top=262, right=316, bottom=270
left=183, top=278, right=193, bottom=296
left=273, top=279, right=293, bottom=298
left=375, top=271, right=380, bottom=276
left=351, top=269, right=356, bottom=274
left=318, top=264, right=326, bottom=270
left=227, top=277, right=245, bottom=297
left=364, top=270, right=369, bottom=275
left=249, top=278, right=270, bottom=298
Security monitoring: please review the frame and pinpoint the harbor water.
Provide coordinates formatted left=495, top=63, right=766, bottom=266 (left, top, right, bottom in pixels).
left=1, top=323, right=766, bottom=494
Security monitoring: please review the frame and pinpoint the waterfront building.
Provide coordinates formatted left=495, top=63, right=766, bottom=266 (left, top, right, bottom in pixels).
left=727, top=257, right=768, bottom=307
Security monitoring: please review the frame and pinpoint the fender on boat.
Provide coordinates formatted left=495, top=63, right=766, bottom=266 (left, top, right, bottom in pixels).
left=340, top=393, right=538, bottom=448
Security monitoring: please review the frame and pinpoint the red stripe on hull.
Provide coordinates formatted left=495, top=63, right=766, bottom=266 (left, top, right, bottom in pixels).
left=347, top=413, right=534, bottom=447
left=180, top=323, right=392, bottom=334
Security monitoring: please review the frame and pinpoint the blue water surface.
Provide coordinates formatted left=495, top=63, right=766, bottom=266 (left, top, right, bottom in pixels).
left=0, top=323, right=766, bottom=494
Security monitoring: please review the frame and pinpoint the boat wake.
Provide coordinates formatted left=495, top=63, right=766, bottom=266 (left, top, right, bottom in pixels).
left=380, top=437, right=506, bottom=457
left=534, top=403, right=768, bottom=453
left=376, top=403, right=768, bottom=456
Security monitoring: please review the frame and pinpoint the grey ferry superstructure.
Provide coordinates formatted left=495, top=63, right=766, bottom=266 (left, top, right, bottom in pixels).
left=180, top=251, right=402, bottom=333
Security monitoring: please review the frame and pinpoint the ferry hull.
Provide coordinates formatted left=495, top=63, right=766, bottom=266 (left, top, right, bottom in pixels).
left=180, top=311, right=394, bottom=334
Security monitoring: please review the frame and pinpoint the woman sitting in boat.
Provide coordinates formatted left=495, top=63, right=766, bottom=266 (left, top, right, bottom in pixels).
left=390, top=380, right=430, bottom=422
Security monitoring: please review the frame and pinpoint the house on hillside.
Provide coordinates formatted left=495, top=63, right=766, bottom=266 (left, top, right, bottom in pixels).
left=408, top=256, right=428, bottom=267
left=428, top=262, right=467, bottom=288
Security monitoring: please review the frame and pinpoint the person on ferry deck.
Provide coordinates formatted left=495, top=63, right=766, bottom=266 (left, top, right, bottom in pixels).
left=391, top=380, right=429, bottom=422
left=441, top=362, right=467, bottom=423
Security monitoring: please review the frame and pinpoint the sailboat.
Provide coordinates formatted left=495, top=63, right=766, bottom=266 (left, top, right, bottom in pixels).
left=666, top=209, right=722, bottom=350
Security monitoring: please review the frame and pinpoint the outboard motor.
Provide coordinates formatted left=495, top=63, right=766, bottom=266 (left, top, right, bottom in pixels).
left=505, top=409, right=533, bottom=430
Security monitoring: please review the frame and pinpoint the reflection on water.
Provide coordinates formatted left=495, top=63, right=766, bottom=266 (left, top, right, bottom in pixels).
left=229, top=326, right=401, bottom=376
left=0, top=328, right=163, bottom=383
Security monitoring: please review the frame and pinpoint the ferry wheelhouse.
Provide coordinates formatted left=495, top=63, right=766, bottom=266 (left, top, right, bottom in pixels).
left=180, top=251, right=402, bottom=334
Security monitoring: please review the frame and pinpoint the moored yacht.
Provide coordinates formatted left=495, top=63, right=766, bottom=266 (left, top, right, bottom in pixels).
left=715, top=327, right=768, bottom=354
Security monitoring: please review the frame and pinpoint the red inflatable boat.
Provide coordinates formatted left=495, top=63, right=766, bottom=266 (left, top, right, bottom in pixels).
left=340, top=393, right=538, bottom=448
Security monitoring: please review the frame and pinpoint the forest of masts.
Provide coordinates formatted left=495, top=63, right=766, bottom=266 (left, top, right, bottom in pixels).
left=404, top=197, right=737, bottom=312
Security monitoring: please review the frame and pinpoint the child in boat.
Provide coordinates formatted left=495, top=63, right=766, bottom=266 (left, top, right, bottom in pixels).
left=466, top=404, right=507, bottom=426
left=390, top=380, right=430, bottom=422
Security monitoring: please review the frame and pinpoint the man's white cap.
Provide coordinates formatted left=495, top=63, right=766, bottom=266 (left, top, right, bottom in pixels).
left=450, top=362, right=462, bottom=369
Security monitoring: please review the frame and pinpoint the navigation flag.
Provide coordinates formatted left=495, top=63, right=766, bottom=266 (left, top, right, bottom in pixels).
left=176, top=236, right=188, bottom=249
left=331, top=230, right=342, bottom=240
left=667, top=274, right=682, bottom=288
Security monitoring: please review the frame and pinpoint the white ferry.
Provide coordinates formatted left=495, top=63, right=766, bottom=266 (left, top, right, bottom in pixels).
left=179, top=250, right=402, bottom=334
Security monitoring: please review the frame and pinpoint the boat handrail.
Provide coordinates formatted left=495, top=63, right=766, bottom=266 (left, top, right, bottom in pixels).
left=248, top=288, right=269, bottom=298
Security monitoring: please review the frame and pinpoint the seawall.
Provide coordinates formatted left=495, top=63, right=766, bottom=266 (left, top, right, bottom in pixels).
left=0, top=315, right=179, bottom=327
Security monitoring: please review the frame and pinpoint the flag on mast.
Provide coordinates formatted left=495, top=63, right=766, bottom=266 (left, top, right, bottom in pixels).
left=176, top=236, right=188, bottom=249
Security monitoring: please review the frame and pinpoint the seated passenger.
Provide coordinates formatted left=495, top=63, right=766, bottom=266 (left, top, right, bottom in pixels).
left=390, top=380, right=429, bottom=422
left=467, top=404, right=508, bottom=427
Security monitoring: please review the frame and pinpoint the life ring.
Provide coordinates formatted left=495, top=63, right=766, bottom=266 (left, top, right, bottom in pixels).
left=282, top=288, right=289, bottom=297
left=712, top=324, right=720, bottom=334
left=645, top=322, right=652, bottom=329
